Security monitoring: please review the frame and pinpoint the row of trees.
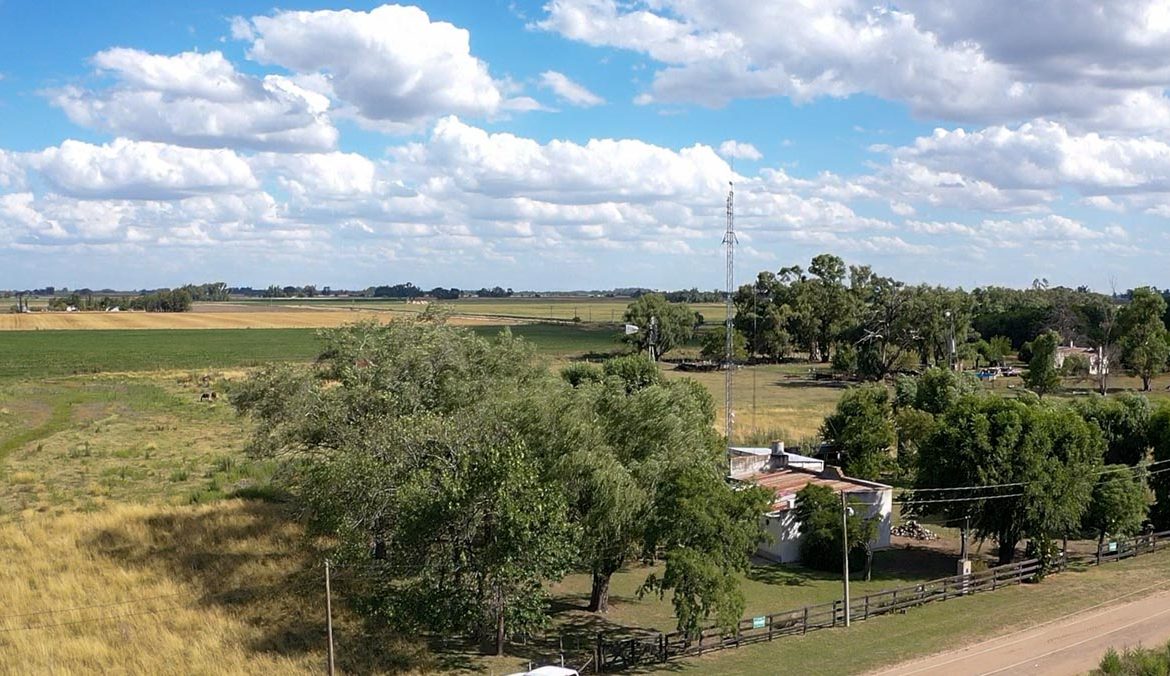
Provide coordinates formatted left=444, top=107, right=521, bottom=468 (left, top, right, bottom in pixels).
left=44, top=288, right=193, bottom=312
left=820, top=368, right=1170, bottom=565
left=232, top=319, right=768, bottom=654
left=727, top=254, right=1170, bottom=389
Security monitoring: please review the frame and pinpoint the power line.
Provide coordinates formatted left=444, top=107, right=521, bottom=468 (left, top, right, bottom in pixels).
left=896, top=492, right=1027, bottom=506
left=901, top=459, right=1170, bottom=497
left=0, top=593, right=187, bottom=622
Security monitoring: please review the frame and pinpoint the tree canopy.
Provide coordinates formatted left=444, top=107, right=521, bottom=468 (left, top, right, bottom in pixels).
left=914, top=394, right=1104, bottom=564
left=622, top=293, right=699, bottom=359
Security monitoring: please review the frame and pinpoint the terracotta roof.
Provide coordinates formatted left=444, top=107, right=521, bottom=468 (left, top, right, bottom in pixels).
left=744, top=468, right=887, bottom=513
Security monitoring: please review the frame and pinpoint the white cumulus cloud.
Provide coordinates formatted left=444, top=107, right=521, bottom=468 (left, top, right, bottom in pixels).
left=538, top=71, right=605, bottom=106
left=25, top=138, right=257, bottom=200
left=535, top=0, right=1170, bottom=129
left=238, top=5, right=526, bottom=130
left=718, top=140, right=762, bottom=161
left=50, top=49, right=337, bottom=152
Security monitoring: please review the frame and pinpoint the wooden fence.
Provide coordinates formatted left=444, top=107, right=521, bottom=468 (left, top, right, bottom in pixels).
left=596, top=558, right=1040, bottom=671
left=1093, top=529, right=1170, bottom=565
left=587, top=529, right=1170, bottom=672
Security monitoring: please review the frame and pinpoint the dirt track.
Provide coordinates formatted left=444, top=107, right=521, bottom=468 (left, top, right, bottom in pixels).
left=872, top=586, right=1170, bottom=675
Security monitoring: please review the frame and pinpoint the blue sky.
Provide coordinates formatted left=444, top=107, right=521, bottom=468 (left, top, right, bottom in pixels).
left=2, top=1, right=1169, bottom=291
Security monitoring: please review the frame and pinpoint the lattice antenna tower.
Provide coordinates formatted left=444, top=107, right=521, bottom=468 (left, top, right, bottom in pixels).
left=722, top=181, right=736, bottom=443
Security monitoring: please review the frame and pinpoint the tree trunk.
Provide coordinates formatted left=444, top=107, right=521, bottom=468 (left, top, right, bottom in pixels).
left=495, top=606, right=505, bottom=657
left=1098, top=530, right=1105, bottom=565
left=588, top=570, right=612, bottom=613
left=997, top=538, right=1015, bottom=565
left=1143, top=374, right=1152, bottom=392
left=864, top=546, right=873, bottom=582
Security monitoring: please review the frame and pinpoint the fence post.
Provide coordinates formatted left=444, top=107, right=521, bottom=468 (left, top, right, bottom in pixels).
left=595, top=632, right=603, bottom=672
left=802, top=606, right=809, bottom=635
left=659, top=633, right=666, bottom=663
left=768, top=615, right=774, bottom=642
left=864, top=595, right=870, bottom=620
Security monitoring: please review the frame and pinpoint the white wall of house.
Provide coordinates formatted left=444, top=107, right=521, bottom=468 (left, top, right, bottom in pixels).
left=756, top=487, right=892, bottom=564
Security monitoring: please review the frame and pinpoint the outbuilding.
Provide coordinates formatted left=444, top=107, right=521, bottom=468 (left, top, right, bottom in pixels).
left=729, top=443, right=893, bottom=564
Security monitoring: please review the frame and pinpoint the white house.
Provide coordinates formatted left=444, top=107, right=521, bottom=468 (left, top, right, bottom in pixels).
left=1054, top=341, right=1109, bottom=376
left=729, top=443, right=893, bottom=564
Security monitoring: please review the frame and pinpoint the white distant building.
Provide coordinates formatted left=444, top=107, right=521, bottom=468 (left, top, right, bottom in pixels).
left=729, top=443, right=893, bottom=564
left=1054, top=341, right=1109, bottom=375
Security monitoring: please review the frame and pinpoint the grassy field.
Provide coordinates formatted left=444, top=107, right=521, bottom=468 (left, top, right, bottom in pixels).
left=227, top=296, right=729, bottom=324
left=6, top=316, right=1170, bottom=673
left=0, top=324, right=628, bottom=381
left=0, top=307, right=522, bottom=331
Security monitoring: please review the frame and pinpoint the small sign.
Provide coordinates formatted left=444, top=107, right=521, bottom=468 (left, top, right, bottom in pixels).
left=752, top=616, right=766, bottom=629
left=1108, top=541, right=1118, bottom=552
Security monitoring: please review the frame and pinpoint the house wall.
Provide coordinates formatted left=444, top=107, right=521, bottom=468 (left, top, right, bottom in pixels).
left=757, top=488, right=892, bottom=564
left=759, top=512, right=803, bottom=563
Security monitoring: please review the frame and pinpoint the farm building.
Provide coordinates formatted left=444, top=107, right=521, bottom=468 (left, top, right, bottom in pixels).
left=729, top=443, right=893, bottom=564
left=1054, top=341, right=1109, bottom=375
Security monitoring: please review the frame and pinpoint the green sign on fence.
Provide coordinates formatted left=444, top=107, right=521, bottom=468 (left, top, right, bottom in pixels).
left=752, top=616, right=766, bottom=629
left=1109, top=541, right=1118, bottom=552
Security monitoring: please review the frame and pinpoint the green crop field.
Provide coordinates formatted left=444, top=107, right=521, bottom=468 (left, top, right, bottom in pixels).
left=0, top=323, right=630, bottom=381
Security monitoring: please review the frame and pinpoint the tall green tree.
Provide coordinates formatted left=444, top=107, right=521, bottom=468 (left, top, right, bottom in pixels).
left=1072, top=394, right=1152, bottom=466
left=793, top=484, right=878, bottom=575
left=641, top=463, right=772, bottom=637
left=915, top=395, right=1104, bottom=564
left=232, top=319, right=572, bottom=655
left=820, top=385, right=895, bottom=480
left=1119, top=287, right=1170, bottom=391
left=622, top=293, right=698, bottom=359
left=1024, top=330, right=1063, bottom=397
left=1084, top=466, right=1149, bottom=556
left=530, top=356, right=769, bottom=625
left=1149, top=402, right=1170, bottom=529
left=700, top=326, right=747, bottom=362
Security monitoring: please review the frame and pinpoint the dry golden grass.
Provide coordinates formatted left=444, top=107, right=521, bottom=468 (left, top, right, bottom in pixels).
left=0, top=310, right=517, bottom=331
left=0, top=500, right=437, bottom=675
left=0, top=501, right=321, bottom=674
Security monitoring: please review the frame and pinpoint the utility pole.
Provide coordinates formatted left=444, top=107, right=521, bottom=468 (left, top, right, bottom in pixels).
left=841, top=492, right=851, bottom=627
left=945, top=310, right=957, bottom=371
left=325, top=560, right=336, bottom=676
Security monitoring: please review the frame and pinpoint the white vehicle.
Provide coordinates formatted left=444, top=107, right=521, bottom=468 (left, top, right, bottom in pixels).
left=505, top=667, right=580, bottom=676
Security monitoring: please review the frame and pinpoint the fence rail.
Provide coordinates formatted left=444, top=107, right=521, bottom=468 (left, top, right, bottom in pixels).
left=595, top=529, right=1170, bottom=672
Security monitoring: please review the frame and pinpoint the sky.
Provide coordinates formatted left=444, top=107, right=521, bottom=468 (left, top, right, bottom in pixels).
left=2, top=1, right=1170, bottom=292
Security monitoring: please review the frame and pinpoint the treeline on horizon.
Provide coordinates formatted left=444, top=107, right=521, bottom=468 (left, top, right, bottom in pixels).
left=724, top=253, right=1170, bottom=386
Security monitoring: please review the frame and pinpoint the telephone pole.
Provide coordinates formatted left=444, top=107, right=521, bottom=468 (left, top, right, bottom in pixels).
left=325, top=560, right=336, bottom=676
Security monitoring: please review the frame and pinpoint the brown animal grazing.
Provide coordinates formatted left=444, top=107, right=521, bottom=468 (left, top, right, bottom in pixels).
left=199, top=392, right=212, bottom=401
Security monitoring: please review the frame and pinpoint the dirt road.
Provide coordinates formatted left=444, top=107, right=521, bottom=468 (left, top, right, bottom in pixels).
left=872, top=586, right=1170, bottom=675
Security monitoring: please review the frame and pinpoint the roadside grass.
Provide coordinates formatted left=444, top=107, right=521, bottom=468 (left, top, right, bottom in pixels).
left=643, top=549, right=1170, bottom=675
